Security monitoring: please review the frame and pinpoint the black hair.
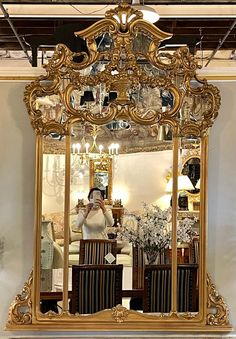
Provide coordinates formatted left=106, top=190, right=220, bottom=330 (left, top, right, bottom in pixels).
left=88, top=187, right=103, bottom=200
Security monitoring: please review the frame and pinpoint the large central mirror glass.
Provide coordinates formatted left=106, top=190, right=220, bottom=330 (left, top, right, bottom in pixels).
left=39, top=113, right=201, bottom=316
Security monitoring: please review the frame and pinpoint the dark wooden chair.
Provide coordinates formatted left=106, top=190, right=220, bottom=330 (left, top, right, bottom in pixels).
left=132, top=246, right=145, bottom=290
left=79, top=239, right=117, bottom=264
left=132, top=246, right=169, bottom=289
left=143, top=264, right=198, bottom=313
left=131, top=246, right=168, bottom=311
left=71, top=264, right=123, bottom=314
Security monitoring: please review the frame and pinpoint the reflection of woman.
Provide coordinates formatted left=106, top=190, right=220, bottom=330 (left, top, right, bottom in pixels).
left=74, top=188, right=114, bottom=239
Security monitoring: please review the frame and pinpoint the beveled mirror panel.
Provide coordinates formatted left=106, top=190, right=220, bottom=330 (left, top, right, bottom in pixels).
left=40, top=135, right=66, bottom=314
left=177, top=137, right=201, bottom=314
left=7, top=2, right=232, bottom=332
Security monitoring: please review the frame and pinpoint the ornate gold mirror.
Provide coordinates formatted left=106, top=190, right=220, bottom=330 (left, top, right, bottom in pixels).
left=7, top=2, right=232, bottom=332
left=180, top=147, right=200, bottom=211
left=89, top=157, right=112, bottom=205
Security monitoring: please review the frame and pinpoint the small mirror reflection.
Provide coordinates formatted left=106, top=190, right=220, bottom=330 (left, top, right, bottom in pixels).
left=176, top=137, right=200, bottom=313
left=40, top=135, right=66, bottom=314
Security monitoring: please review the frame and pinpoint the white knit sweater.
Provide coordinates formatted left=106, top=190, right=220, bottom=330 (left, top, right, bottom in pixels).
left=75, top=208, right=114, bottom=239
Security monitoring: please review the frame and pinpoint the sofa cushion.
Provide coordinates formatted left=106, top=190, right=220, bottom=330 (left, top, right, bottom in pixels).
left=44, top=212, right=82, bottom=243
left=44, top=212, right=64, bottom=240
left=69, top=240, right=80, bottom=254
left=55, top=238, right=65, bottom=246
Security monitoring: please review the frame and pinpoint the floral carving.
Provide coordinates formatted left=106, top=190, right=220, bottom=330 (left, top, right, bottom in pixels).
left=7, top=271, right=33, bottom=325
left=111, top=304, right=129, bottom=323
left=207, top=274, right=230, bottom=326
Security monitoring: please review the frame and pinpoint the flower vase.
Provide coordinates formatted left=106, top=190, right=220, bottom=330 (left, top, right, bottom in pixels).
left=144, top=250, right=159, bottom=265
left=41, top=220, right=54, bottom=269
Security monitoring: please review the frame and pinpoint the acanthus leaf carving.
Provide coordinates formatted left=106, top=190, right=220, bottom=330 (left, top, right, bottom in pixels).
left=23, top=3, right=220, bottom=137
left=7, top=271, right=33, bottom=326
left=207, top=274, right=230, bottom=326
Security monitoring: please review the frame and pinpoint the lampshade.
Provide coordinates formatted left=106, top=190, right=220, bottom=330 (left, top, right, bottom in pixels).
left=131, top=0, right=160, bottom=24
left=103, top=96, right=109, bottom=106
left=157, top=125, right=165, bottom=141
left=80, top=95, right=85, bottom=106
left=195, top=179, right=200, bottom=189
left=178, top=175, right=195, bottom=191
left=109, top=91, right=117, bottom=101
left=83, top=90, right=95, bottom=102
left=165, top=175, right=195, bottom=193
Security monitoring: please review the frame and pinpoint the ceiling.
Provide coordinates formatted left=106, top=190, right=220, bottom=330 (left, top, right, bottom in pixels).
left=0, top=1, right=236, bottom=67
left=1, top=1, right=236, bottom=3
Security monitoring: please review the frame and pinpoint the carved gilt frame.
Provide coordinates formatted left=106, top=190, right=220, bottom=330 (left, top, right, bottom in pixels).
left=89, top=157, right=113, bottom=205
left=6, top=2, right=232, bottom=332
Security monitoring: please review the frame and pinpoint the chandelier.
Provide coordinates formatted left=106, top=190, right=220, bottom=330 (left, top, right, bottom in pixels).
left=71, top=125, right=119, bottom=167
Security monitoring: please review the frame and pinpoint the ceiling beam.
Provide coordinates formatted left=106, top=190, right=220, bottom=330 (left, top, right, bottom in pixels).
left=2, top=0, right=236, bottom=3
left=1, top=4, right=236, bottom=19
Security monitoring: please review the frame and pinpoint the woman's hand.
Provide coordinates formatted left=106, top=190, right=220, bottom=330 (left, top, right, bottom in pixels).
left=84, top=202, right=93, bottom=218
left=96, top=199, right=106, bottom=213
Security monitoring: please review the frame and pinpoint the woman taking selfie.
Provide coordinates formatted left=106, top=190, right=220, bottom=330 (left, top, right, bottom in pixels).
left=74, top=187, right=114, bottom=239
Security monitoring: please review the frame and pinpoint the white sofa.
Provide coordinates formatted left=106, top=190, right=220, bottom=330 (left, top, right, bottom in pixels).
left=44, top=212, right=132, bottom=267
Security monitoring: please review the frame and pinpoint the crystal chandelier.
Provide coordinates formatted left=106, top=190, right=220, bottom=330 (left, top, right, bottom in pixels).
left=71, top=125, right=119, bottom=167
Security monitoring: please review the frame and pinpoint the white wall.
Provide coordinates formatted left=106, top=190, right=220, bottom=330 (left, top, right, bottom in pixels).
left=42, top=151, right=173, bottom=214
left=208, top=81, right=236, bottom=325
left=42, top=153, right=90, bottom=214
left=0, top=82, right=35, bottom=332
left=0, top=80, right=236, bottom=336
left=113, top=151, right=173, bottom=211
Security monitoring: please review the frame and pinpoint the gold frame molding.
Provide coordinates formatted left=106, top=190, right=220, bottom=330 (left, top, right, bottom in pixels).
left=7, top=271, right=33, bottom=326
left=7, top=271, right=232, bottom=330
left=6, top=1, right=233, bottom=332
left=23, top=3, right=220, bottom=135
left=207, top=274, right=230, bottom=327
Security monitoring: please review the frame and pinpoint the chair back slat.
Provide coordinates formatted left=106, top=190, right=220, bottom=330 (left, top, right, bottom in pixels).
left=189, top=237, right=199, bottom=264
left=71, top=264, right=123, bottom=314
left=79, top=239, right=117, bottom=264
left=144, top=265, right=172, bottom=313
left=144, top=264, right=198, bottom=313
left=132, top=246, right=169, bottom=289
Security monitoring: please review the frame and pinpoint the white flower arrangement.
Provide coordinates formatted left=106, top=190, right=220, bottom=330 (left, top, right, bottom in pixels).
left=118, top=203, right=196, bottom=258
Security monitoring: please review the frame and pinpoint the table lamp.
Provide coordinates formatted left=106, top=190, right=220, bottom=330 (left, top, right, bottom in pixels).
left=166, top=174, right=195, bottom=210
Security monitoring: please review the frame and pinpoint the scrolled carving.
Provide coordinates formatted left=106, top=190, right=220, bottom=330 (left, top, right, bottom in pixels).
left=111, top=304, right=129, bottom=323
left=24, top=2, right=220, bottom=137
left=7, top=271, right=33, bottom=326
left=207, top=274, right=230, bottom=326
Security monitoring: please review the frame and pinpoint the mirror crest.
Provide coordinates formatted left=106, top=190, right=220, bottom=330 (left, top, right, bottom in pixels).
left=24, top=2, right=220, bottom=137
